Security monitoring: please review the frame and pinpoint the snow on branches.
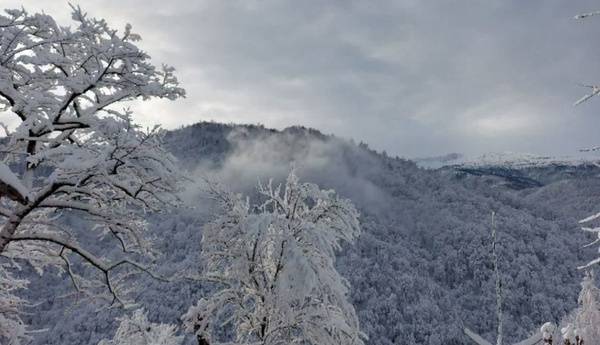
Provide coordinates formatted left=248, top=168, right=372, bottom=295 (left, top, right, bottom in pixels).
left=578, top=215, right=600, bottom=269
left=560, top=271, right=600, bottom=345
left=182, top=169, right=366, bottom=345
left=0, top=264, right=28, bottom=345
left=573, top=11, right=600, bottom=105
left=573, top=10, right=600, bottom=269
left=98, top=309, right=183, bottom=345
left=0, top=4, right=184, bottom=309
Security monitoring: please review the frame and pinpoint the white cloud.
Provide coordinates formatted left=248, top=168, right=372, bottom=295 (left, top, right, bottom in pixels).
left=460, top=99, right=542, bottom=138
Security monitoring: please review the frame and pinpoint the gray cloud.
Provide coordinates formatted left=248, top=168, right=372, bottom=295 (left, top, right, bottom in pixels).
left=3, top=0, right=600, bottom=158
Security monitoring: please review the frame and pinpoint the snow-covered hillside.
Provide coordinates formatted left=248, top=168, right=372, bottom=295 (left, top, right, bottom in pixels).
left=20, top=122, right=600, bottom=345
left=417, top=151, right=600, bottom=170
left=471, top=152, right=600, bottom=168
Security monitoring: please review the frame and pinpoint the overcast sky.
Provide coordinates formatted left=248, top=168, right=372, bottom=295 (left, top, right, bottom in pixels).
left=4, top=0, right=600, bottom=158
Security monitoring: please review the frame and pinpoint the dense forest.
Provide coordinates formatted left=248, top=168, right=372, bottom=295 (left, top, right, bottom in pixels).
left=19, top=122, right=598, bottom=345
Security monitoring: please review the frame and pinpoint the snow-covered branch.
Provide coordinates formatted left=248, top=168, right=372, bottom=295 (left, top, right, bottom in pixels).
left=98, top=309, right=183, bottom=345
left=575, top=11, right=600, bottom=19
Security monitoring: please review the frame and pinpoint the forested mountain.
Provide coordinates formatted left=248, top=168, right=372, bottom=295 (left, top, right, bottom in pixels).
left=21, top=122, right=599, bottom=345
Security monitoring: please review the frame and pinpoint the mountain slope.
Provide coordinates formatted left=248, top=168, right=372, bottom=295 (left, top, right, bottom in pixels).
left=21, top=122, right=598, bottom=345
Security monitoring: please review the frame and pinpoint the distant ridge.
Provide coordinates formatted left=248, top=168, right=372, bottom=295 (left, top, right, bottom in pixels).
left=416, top=151, right=600, bottom=169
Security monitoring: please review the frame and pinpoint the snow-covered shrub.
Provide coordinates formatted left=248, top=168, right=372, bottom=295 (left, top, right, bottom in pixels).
left=98, top=309, right=183, bottom=345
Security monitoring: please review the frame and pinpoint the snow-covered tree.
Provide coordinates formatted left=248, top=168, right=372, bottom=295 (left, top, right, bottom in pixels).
left=464, top=212, right=514, bottom=345
left=573, top=271, right=600, bottom=344
left=98, top=309, right=183, bottom=345
left=182, top=169, right=366, bottom=345
left=0, top=2, right=184, bottom=313
left=561, top=271, right=600, bottom=345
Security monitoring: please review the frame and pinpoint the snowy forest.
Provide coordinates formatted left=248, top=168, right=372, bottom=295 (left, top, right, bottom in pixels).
left=1, top=3, right=600, bottom=345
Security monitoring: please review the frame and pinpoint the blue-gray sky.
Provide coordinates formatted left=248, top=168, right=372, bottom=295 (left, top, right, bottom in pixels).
left=4, top=0, right=600, bottom=158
